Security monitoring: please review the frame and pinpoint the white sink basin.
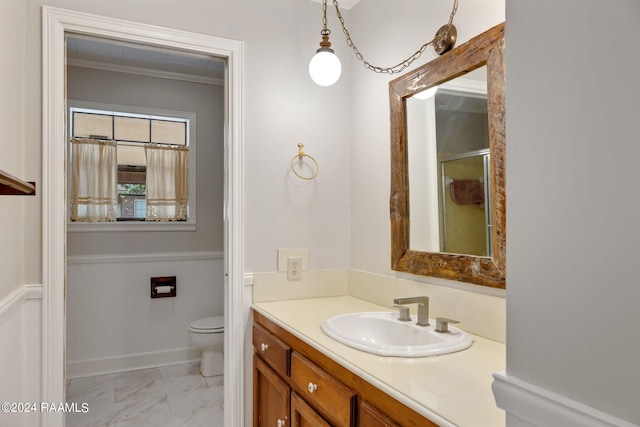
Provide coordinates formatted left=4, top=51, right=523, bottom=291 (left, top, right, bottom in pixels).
left=321, top=312, right=473, bottom=357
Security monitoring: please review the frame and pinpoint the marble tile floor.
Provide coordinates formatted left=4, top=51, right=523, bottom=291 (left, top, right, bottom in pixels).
left=65, top=362, right=224, bottom=427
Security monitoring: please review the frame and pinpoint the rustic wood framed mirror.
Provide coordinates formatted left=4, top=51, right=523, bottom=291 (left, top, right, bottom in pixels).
left=389, top=23, right=505, bottom=288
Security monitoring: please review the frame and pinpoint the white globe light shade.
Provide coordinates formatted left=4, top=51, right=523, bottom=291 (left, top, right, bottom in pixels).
left=309, top=49, right=342, bottom=87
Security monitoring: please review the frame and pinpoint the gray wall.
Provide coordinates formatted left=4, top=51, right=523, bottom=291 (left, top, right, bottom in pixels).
left=66, top=66, right=223, bottom=255
left=347, top=0, right=640, bottom=424
left=65, top=66, right=225, bottom=369
left=505, top=0, right=640, bottom=424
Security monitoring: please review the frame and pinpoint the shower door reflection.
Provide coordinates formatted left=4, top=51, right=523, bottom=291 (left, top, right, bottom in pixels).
left=439, top=149, right=492, bottom=256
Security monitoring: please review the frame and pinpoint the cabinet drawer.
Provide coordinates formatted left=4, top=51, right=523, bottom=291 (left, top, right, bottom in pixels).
left=253, top=323, right=291, bottom=377
left=291, top=352, right=357, bottom=427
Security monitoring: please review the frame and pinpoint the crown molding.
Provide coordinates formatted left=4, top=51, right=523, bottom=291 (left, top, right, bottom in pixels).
left=67, top=58, right=224, bottom=86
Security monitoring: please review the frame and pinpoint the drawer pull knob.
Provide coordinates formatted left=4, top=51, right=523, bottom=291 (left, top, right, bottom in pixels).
left=277, top=419, right=286, bottom=427
left=260, top=343, right=269, bottom=352
left=307, top=382, right=318, bottom=394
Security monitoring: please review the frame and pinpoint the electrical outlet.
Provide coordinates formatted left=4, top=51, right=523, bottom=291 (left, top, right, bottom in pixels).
left=278, top=249, right=308, bottom=272
left=287, top=257, right=302, bottom=281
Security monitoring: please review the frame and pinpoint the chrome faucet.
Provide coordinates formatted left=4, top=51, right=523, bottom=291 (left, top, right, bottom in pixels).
left=393, top=296, right=430, bottom=326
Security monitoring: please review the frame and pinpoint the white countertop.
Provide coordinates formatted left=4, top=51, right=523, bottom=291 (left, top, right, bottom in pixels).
left=253, top=295, right=505, bottom=427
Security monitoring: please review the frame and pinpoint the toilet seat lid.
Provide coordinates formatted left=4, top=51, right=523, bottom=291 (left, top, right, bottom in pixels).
left=190, top=316, right=224, bottom=331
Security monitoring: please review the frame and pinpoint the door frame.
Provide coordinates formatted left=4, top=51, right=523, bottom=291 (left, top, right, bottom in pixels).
left=42, top=7, right=244, bottom=426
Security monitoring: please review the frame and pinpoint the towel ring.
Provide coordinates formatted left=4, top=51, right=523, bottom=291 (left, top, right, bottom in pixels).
left=291, top=143, right=319, bottom=180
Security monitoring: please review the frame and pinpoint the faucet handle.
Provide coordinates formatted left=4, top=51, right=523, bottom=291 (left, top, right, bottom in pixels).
left=393, top=305, right=411, bottom=322
left=435, top=317, right=460, bottom=333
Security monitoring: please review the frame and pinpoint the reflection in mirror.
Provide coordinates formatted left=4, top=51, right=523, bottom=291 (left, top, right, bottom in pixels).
left=407, top=68, right=491, bottom=256
left=389, top=23, right=505, bottom=289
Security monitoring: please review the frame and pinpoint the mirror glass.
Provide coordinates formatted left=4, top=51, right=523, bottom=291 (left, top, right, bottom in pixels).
left=389, top=23, right=505, bottom=289
left=407, top=67, right=491, bottom=256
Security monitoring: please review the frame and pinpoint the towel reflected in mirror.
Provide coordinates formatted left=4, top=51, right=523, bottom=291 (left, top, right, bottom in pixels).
left=450, top=179, right=484, bottom=205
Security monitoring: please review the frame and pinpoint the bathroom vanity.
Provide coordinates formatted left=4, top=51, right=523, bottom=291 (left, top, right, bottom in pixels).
left=252, top=296, right=505, bottom=427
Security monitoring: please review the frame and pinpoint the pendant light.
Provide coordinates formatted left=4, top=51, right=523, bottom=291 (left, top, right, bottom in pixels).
left=309, top=0, right=459, bottom=86
left=309, top=0, right=341, bottom=87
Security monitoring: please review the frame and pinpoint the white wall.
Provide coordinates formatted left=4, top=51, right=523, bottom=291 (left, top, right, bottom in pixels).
left=503, top=0, right=640, bottom=425
left=0, top=291, right=27, bottom=427
left=66, top=254, right=223, bottom=376
left=20, top=0, right=352, bottom=281
left=0, top=2, right=37, bottom=423
left=0, top=286, right=42, bottom=427
left=0, top=0, right=27, bottom=301
left=3, top=0, right=351, bottom=416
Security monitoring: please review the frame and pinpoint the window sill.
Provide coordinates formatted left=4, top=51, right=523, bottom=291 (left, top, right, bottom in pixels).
left=67, top=221, right=196, bottom=232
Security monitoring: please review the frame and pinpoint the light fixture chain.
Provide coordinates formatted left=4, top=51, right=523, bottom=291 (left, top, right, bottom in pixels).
left=331, top=0, right=458, bottom=75
left=322, top=0, right=328, bottom=32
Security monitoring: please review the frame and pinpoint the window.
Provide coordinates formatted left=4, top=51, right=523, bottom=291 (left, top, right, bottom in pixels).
left=68, top=102, right=196, bottom=229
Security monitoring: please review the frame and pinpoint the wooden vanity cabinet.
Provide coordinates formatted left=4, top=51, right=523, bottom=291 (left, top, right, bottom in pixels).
left=359, top=401, right=402, bottom=427
left=253, top=311, right=439, bottom=427
left=291, top=392, right=332, bottom=427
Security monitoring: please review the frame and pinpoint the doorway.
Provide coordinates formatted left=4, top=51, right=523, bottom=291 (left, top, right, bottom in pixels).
left=42, top=7, right=244, bottom=427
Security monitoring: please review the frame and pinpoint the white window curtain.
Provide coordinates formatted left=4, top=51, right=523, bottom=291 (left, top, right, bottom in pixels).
left=70, top=138, right=118, bottom=222
left=145, top=144, right=189, bottom=221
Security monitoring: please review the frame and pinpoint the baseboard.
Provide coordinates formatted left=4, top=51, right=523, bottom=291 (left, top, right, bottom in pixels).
left=492, top=371, right=638, bottom=427
left=66, top=347, right=202, bottom=378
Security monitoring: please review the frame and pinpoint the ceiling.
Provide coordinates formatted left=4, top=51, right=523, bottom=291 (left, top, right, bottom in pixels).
left=66, top=35, right=226, bottom=85
left=66, top=1, right=359, bottom=83
left=309, top=0, right=360, bottom=9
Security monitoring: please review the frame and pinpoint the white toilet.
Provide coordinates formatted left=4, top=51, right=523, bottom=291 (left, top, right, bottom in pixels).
left=189, top=316, right=224, bottom=377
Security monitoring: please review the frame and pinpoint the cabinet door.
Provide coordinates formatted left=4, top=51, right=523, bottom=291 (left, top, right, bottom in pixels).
left=359, top=401, right=401, bottom=427
left=254, top=355, right=290, bottom=427
left=291, top=392, right=332, bottom=427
